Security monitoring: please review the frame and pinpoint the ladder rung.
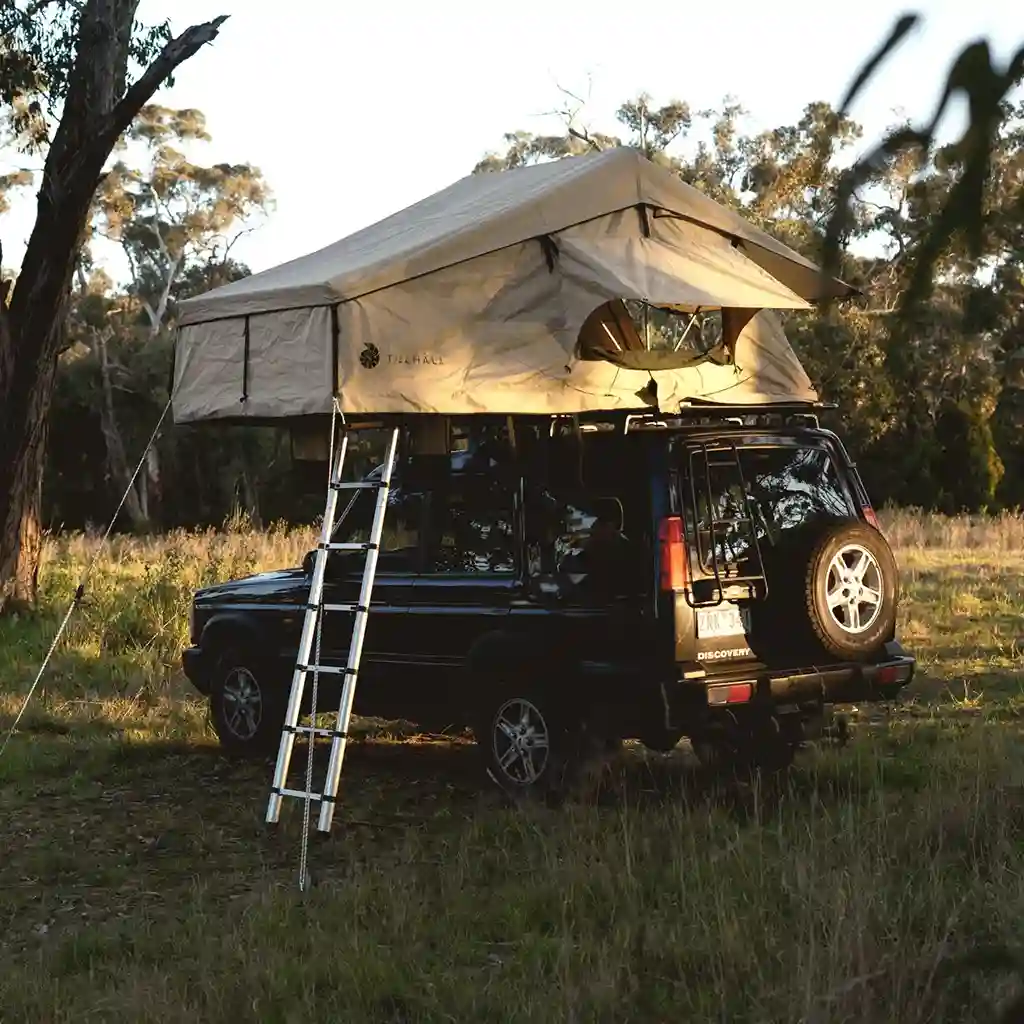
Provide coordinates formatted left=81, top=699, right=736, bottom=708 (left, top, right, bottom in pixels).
left=320, top=602, right=367, bottom=614
left=287, top=724, right=349, bottom=739
left=321, top=541, right=376, bottom=552
left=330, top=480, right=388, bottom=491
left=275, top=787, right=324, bottom=802
left=298, top=664, right=351, bottom=676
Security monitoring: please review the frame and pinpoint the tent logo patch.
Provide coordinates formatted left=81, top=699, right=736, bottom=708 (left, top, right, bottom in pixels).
left=359, top=343, right=380, bottom=369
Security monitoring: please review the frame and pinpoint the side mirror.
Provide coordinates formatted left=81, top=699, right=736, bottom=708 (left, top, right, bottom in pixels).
left=302, top=550, right=315, bottom=576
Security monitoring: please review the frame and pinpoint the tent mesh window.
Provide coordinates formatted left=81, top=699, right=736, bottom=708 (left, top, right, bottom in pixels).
left=576, top=300, right=725, bottom=371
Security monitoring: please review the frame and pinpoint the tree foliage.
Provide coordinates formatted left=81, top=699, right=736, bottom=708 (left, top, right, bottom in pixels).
left=43, top=104, right=271, bottom=532
left=0, top=0, right=228, bottom=611
left=94, top=103, right=269, bottom=335
left=474, top=67, right=1024, bottom=514
left=819, top=13, right=1024, bottom=316
left=5, top=7, right=1024, bottom=563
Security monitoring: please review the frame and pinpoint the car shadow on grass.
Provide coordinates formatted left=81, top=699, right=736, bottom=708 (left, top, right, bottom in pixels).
left=1, top=707, right=971, bottom=887
left=0, top=711, right=985, bottom=956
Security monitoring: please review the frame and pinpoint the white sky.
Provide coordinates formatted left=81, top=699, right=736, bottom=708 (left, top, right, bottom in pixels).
left=1, top=0, right=1020, bottom=279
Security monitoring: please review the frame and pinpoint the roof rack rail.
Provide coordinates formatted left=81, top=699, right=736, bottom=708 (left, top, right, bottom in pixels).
left=675, top=401, right=837, bottom=417
left=542, top=403, right=837, bottom=436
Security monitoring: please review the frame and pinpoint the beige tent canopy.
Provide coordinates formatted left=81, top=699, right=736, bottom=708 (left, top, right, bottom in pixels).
left=171, top=147, right=849, bottom=423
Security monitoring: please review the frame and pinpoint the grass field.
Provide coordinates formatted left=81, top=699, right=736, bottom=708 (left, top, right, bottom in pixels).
left=1, top=509, right=1023, bottom=1022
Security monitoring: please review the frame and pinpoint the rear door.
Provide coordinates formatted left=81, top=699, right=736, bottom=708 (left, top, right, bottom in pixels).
left=404, top=468, right=519, bottom=702
left=673, top=435, right=859, bottom=668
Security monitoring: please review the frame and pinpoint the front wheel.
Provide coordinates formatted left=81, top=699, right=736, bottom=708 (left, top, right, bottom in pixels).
left=209, top=646, right=286, bottom=757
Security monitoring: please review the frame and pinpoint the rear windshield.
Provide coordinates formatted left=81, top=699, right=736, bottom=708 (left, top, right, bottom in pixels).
left=680, top=442, right=855, bottom=576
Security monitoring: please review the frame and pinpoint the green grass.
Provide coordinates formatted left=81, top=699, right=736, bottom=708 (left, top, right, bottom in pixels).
left=1, top=509, right=1023, bottom=1022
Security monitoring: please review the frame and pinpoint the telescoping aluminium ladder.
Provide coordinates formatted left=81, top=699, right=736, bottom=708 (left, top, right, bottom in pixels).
left=266, top=424, right=400, bottom=835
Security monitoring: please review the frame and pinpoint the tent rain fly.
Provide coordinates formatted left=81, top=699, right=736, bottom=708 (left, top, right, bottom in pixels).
left=171, top=147, right=851, bottom=423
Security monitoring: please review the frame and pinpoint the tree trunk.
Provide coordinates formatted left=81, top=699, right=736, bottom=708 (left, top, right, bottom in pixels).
left=0, top=8, right=228, bottom=613
left=1, top=228, right=91, bottom=610
left=95, top=330, right=148, bottom=531
left=0, top=340, right=53, bottom=611
left=145, top=446, right=161, bottom=523
left=239, top=461, right=261, bottom=529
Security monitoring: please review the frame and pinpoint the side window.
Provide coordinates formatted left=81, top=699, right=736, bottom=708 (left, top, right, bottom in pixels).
left=425, top=473, right=517, bottom=574
left=525, top=487, right=643, bottom=596
left=331, top=476, right=425, bottom=573
left=525, top=490, right=599, bottom=576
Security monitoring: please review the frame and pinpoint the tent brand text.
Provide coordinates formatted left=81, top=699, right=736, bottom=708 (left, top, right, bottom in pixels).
left=388, top=353, right=445, bottom=366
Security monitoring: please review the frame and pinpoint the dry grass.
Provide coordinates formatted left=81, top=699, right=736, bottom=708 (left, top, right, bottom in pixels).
left=0, top=510, right=1022, bottom=1022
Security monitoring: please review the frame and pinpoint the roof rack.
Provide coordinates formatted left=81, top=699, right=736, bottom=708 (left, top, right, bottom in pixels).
left=543, top=402, right=838, bottom=436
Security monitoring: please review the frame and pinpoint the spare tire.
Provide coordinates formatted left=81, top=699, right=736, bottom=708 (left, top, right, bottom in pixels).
left=801, top=519, right=899, bottom=661
left=749, top=517, right=898, bottom=664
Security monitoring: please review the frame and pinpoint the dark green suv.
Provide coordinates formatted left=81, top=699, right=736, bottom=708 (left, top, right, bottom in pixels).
left=182, top=406, right=914, bottom=796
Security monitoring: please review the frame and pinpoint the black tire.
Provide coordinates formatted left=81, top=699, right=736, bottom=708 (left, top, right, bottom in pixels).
left=208, top=644, right=287, bottom=758
left=753, top=518, right=898, bottom=664
left=471, top=673, right=592, bottom=803
left=802, top=520, right=898, bottom=661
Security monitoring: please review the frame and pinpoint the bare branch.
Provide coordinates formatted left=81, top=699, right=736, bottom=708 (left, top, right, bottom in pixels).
left=851, top=191, right=902, bottom=216
left=838, top=14, right=920, bottom=115
left=104, top=15, right=229, bottom=147
left=555, top=82, right=589, bottom=112
left=222, top=224, right=257, bottom=260
left=568, top=126, right=604, bottom=152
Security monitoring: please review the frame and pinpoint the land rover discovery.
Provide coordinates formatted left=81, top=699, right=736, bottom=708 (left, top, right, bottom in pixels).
left=181, top=406, right=914, bottom=796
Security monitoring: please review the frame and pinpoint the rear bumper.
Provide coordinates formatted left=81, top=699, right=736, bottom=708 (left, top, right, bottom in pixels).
left=678, top=641, right=916, bottom=711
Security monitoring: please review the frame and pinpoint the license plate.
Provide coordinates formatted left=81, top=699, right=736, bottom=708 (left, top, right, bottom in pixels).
left=696, top=602, right=750, bottom=639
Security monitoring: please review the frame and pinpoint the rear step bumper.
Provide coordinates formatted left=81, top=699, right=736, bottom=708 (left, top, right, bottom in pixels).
left=680, top=642, right=916, bottom=709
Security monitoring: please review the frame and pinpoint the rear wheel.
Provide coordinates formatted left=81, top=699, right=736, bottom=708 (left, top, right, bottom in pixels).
left=472, top=674, right=597, bottom=802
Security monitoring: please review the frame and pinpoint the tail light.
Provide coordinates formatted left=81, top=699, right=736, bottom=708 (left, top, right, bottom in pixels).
left=862, top=505, right=880, bottom=530
left=708, top=682, right=753, bottom=705
left=875, top=663, right=913, bottom=686
left=658, top=516, right=689, bottom=591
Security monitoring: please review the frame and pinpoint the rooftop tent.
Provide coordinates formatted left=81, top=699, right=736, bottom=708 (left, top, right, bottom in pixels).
left=171, top=147, right=847, bottom=423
